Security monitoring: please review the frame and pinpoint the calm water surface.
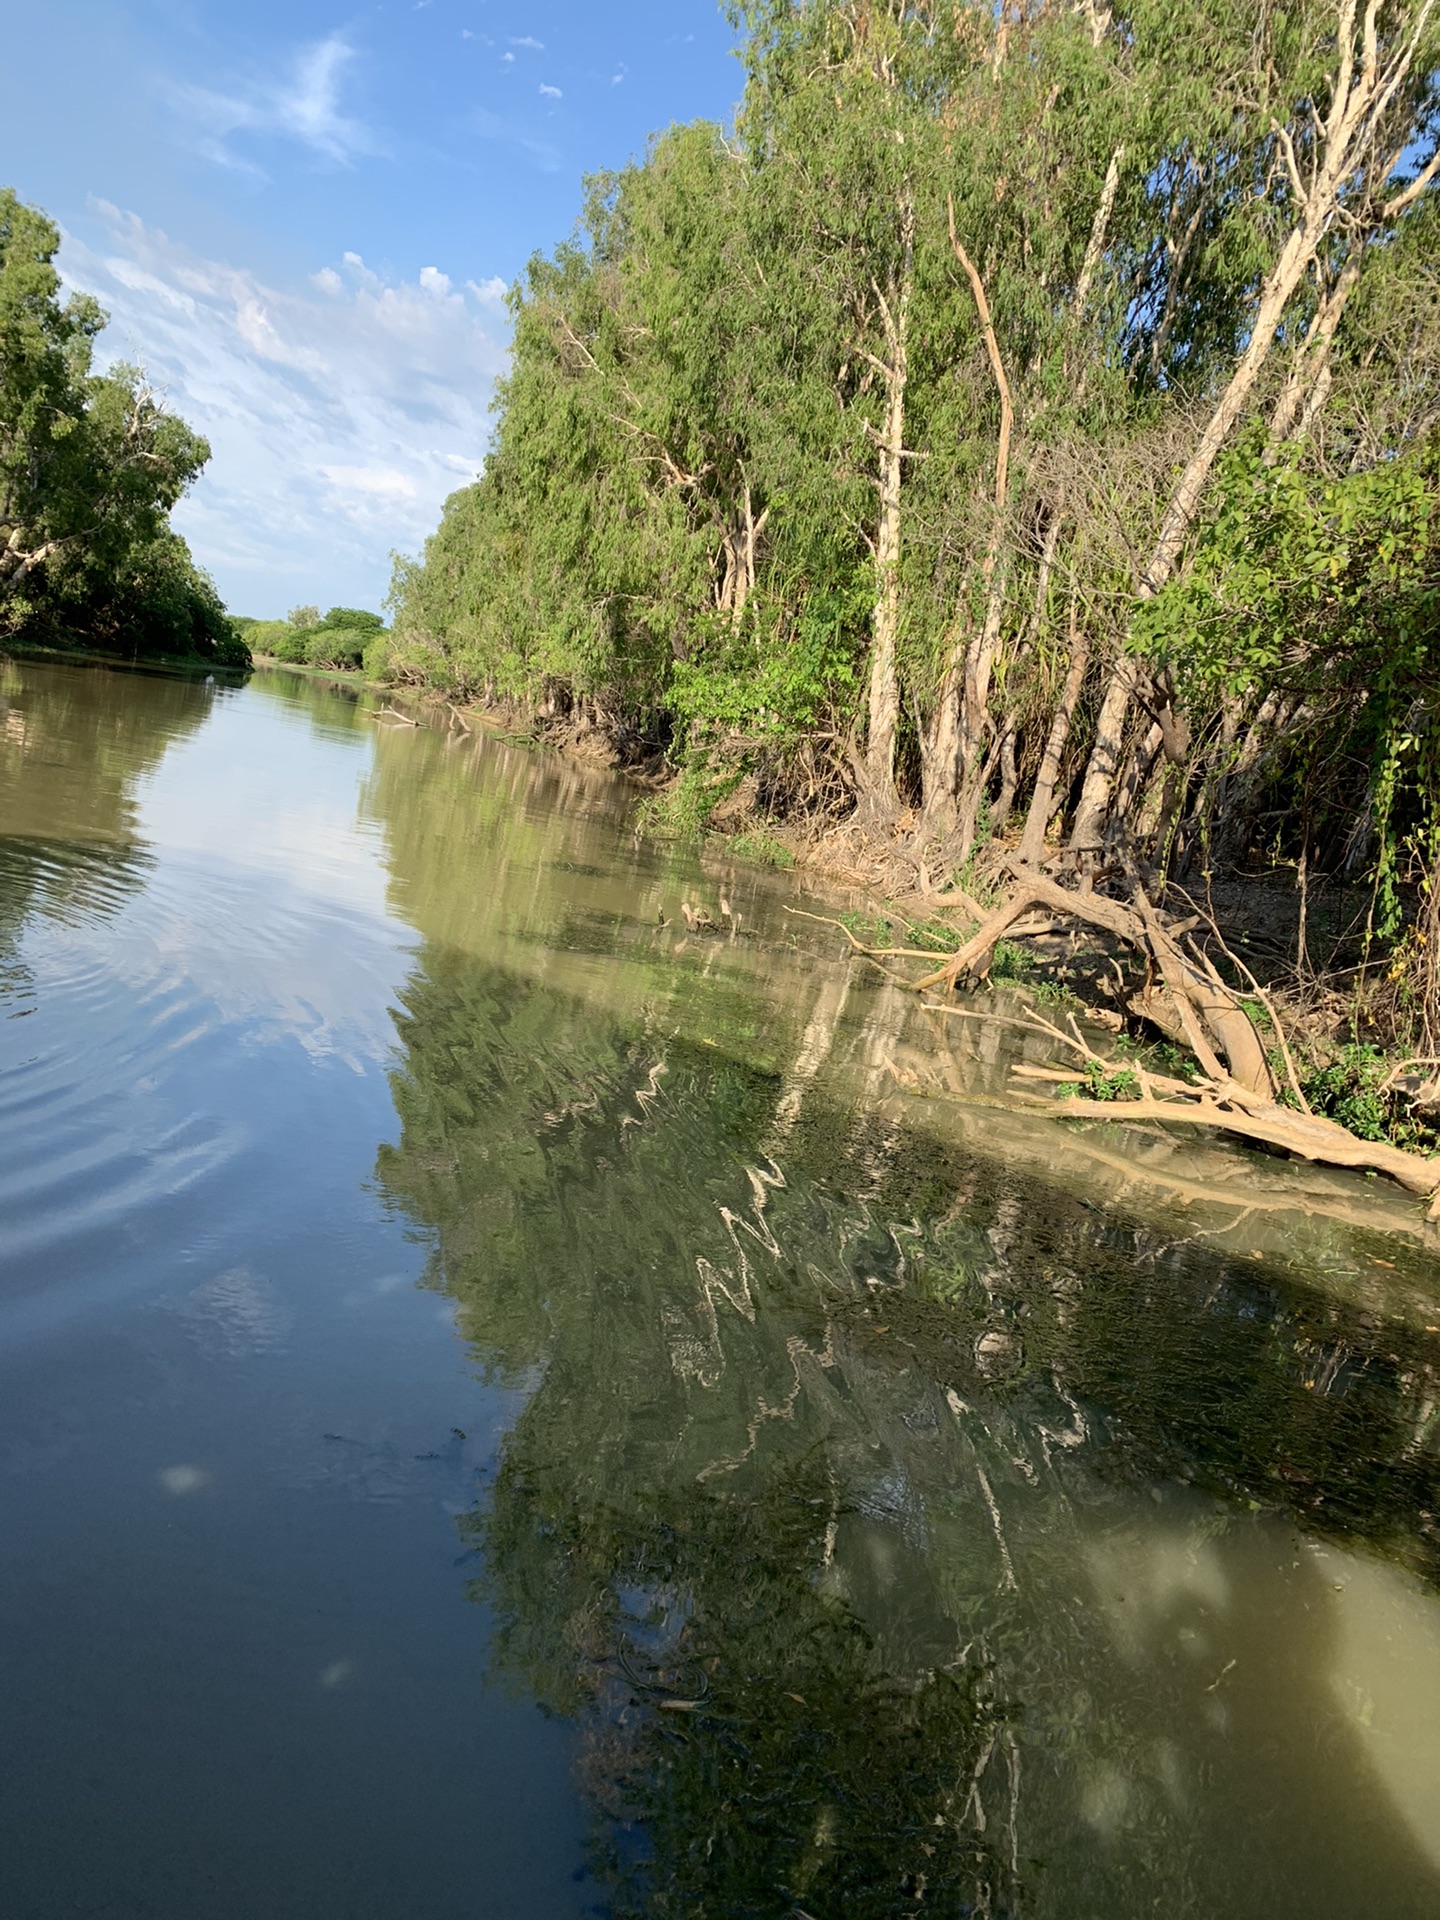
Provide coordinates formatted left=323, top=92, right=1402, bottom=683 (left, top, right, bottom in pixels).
left=3, top=657, right=1440, bottom=1919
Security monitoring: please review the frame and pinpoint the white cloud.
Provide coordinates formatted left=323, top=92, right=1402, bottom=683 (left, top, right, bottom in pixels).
left=501, top=50, right=515, bottom=63
left=60, top=203, right=508, bottom=613
left=168, top=33, right=378, bottom=173
left=508, top=35, right=545, bottom=50
left=538, top=82, right=562, bottom=99
left=319, top=464, right=420, bottom=500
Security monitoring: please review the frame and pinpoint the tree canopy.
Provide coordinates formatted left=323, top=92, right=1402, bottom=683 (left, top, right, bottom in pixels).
left=386, top=0, right=1440, bottom=1020
left=0, top=188, right=247, bottom=669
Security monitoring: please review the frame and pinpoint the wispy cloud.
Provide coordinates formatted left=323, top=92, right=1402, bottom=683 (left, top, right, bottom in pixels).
left=507, top=35, right=545, bottom=51
left=538, top=82, right=562, bottom=100
left=168, top=33, right=379, bottom=174
left=473, top=108, right=562, bottom=173
left=60, top=204, right=509, bottom=612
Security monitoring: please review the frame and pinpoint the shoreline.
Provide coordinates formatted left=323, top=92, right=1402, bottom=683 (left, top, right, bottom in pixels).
left=251, top=660, right=1440, bottom=1238
left=8, top=647, right=1435, bottom=1244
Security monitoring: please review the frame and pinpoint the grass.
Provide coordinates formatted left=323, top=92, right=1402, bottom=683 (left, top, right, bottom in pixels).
left=989, top=938, right=1036, bottom=983
left=1026, top=976, right=1082, bottom=1008
left=840, top=909, right=897, bottom=947
left=728, top=829, right=795, bottom=870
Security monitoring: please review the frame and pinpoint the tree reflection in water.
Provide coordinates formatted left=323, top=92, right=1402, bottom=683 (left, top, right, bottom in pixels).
left=0, top=658, right=219, bottom=995
left=372, top=921, right=1440, bottom=1918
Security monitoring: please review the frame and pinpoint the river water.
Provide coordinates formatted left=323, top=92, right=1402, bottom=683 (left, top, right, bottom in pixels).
left=2, top=656, right=1440, bottom=1919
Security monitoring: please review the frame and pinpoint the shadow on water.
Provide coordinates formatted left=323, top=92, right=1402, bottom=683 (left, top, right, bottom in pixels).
left=370, top=921, right=1440, bottom=1918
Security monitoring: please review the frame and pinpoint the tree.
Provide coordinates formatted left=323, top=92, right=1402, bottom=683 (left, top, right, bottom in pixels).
left=383, top=0, right=1440, bottom=1033
left=0, top=188, right=242, bottom=666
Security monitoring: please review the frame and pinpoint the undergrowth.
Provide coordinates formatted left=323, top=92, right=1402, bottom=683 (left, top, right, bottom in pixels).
left=729, top=829, right=795, bottom=869
left=1057, top=1061, right=1142, bottom=1102
left=1293, top=1043, right=1440, bottom=1155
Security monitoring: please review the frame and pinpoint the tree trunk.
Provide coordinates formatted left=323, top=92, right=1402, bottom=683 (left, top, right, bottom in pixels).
left=864, top=209, right=914, bottom=807
left=1018, top=610, right=1090, bottom=864
left=1266, top=243, right=1363, bottom=449
left=924, top=202, right=1014, bottom=833
left=990, top=722, right=1019, bottom=832
left=1069, top=0, right=1435, bottom=850
left=951, top=561, right=1011, bottom=859
left=1068, top=650, right=1136, bottom=853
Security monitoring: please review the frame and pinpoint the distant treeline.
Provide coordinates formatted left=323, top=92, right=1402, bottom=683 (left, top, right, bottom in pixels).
left=385, top=0, right=1439, bottom=920
left=0, top=189, right=247, bottom=670
left=240, top=605, right=389, bottom=673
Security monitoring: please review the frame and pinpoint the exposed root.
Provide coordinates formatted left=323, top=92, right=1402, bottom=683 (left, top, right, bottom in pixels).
left=821, top=866, right=1440, bottom=1216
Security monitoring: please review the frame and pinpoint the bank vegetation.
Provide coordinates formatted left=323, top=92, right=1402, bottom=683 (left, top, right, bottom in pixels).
left=374, top=1, right=1440, bottom=1208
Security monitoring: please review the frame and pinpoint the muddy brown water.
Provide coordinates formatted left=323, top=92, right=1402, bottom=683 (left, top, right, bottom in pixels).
left=2, top=655, right=1439, bottom=1919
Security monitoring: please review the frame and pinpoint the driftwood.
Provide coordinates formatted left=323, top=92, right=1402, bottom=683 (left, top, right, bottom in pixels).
left=912, top=870, right=1276, bottom=1095
left=823, top=873, right=1440, bottom=1218
left=1002, top=1003, right=1440, bottom=1213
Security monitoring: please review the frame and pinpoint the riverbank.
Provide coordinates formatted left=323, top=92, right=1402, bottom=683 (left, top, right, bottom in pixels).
left=248, top=659, right=1440, bottom=1230
left=1, top=637, right=251, bottom=679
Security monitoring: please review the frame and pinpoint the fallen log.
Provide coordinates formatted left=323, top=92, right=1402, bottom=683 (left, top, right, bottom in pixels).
left=913, top=869, right=1277, bottom=1095
left=999, top=1010, right=1440, bottom=1210
left=810, top=868, right=1440, bottom=1217
left=1020, top=1091, right=1440, bottom=1206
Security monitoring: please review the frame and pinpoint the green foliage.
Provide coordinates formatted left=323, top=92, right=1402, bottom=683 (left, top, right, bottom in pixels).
left=1300, top=1044, right=1440, bottom=1154
left=379, top=0, right=1439, bottom=974
left=990, top=938, right=1037, bottom=982
left=0, top=187, right=239, bottom=666
left=636, top=759, right=746, bottom=838
left=361, top=630, right=393, bottom=680
left=304, top=625, right=368, bottom=669
left=839, top=909, right=893, bottom=946
left=901, top=915, right=966, bottom=954
left=727, top=828, right=795, bottom=868
left=1058, top=1061, right=1142, bottom=1102
left=247, top=620, right=303, bottom=660
left=249, top=605, right=387, bottom=672
left=1027, top=976, right=1083, bottom=1008
left=1134, top=431, right=1440, bottom=929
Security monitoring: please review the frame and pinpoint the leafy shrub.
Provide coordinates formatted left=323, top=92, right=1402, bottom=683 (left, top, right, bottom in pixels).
left=637, top=760, right=746, bottom=838
left=247, top=620, right=304, bottom=661
left=1300, top=1044, right=1439, bottom=1152
left=317, top=606, right=384, bottom=635
left=305, top=625, right=367, bottom=669
left=1058, top=1061, right=1141, bottom=1102
left=990, top=939, right=1036, bottom=982
left=362, top=632, right=393, bottom=679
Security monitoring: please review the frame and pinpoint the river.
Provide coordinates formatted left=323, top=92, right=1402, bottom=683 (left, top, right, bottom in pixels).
left=2, top=655, right=1440, bottom=1919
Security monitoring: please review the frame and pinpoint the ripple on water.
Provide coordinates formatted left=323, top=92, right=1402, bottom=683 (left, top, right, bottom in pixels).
left=0, top=840, right=406, bottom=1312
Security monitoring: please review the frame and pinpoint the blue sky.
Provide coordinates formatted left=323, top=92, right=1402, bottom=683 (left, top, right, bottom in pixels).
left=0, top=2, right=744, bottom=616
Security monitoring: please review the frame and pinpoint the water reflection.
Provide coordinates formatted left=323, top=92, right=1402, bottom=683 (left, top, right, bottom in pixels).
left=5, top=659, right=1438, bottom=1916
left=372, top=910, right=1440, bottom=1914
left=0, top=658, right=218, bottom=994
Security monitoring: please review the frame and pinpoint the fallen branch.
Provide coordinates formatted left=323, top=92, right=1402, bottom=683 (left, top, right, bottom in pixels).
left=1021, top=1089, right=1440, bottom=1203
left=819, top=866, right=1440, bottom=1216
